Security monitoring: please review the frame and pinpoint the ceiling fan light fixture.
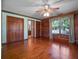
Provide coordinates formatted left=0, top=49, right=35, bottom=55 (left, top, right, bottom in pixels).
left=44, top=5, right=49, bottom=9
left=44, top=12, right=49, bottom=17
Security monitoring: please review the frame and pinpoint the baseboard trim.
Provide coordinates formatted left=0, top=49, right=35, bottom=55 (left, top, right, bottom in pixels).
left=2, top=39, right=28, bottom=45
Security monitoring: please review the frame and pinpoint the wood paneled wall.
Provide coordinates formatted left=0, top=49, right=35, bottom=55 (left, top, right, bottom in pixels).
left=36, top=21, right=41, bottom=38
left=41, top=19, right=49, bottom=38
left=74, top=13, right=78, bottom=43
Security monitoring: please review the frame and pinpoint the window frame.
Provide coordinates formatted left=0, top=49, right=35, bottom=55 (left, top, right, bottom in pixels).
left=52, top=17, right=70, bottom=35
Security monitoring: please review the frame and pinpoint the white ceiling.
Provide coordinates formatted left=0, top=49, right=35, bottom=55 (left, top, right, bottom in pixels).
left=2, top=0, right=78, bottom=20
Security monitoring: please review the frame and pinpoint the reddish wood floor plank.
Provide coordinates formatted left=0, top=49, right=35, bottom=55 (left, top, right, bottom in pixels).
left=2, top=38, right=78, bottom=59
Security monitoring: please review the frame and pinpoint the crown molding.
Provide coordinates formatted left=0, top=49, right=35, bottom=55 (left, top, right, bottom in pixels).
left=2, top=10, right=42, bottom=20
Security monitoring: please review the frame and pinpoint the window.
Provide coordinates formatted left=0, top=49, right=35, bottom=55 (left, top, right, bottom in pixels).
left=52, top=17, right=70, bottom=35
left=52, top=20, right=60, bottom=34
left=61, top=18, right=70, bottom=35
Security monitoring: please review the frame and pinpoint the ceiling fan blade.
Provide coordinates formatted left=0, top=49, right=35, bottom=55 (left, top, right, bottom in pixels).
left=48, top=7, right=59, bottom=13
left=35, top=8, right=44, bottom=12
left=50, top=7, right=59, bottom=10
left=42, top=0, right=49, bottom=4
left=53, top=8, right=59, bottom=9
left=52, top=0, right=63, bottom=4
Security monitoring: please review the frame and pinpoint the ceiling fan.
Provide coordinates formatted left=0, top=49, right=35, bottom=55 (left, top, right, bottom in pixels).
left=35, top=0, right=60, bottom=16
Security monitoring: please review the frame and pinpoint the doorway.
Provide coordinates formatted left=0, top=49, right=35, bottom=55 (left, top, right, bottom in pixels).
left=28, top=20, right=41, bottom=38
left=7, top=16, right=24, bottom=43
left=28, top=20, right=37, bottom=38
left=28, top=20, right=32, bottom=38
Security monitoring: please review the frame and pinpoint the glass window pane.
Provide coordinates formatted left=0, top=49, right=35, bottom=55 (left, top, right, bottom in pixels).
left=61, top=18, right=70, bottom=35
left=52, top=20, right=60, bottom=34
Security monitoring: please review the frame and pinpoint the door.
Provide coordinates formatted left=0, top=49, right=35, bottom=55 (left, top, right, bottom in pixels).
left=7, top=16, right=24, bottom=43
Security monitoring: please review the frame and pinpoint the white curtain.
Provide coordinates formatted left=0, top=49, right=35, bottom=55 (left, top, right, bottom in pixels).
left=69, top=15, right=75, bottom=43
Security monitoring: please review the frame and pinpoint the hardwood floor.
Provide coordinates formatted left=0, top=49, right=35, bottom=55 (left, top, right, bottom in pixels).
left=2, top=38, right=78, bottom=59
